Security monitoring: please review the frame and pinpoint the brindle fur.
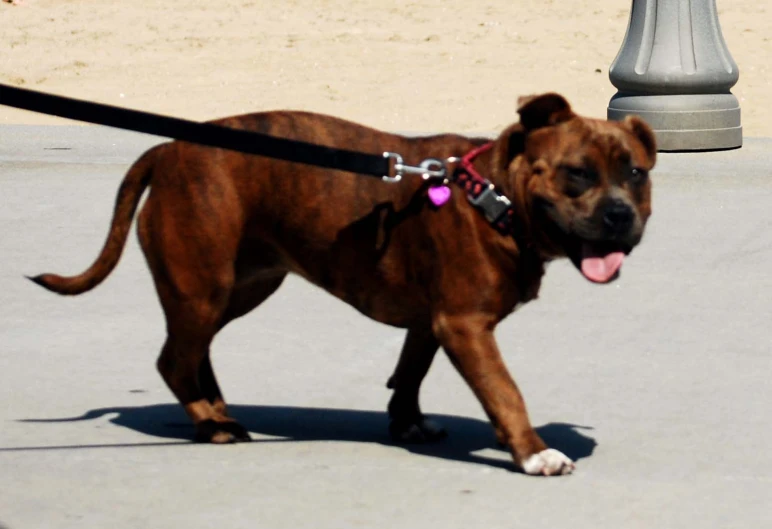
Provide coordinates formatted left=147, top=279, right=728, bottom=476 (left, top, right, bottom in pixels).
left=31, top=93, right=656, bottom=475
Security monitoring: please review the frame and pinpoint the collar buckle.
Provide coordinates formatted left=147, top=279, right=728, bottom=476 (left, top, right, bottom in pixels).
left=468, top=185, right=511, bottom=223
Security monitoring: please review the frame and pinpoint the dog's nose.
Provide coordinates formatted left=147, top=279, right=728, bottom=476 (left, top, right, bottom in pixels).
left=602, top=200, right=634, bottom=234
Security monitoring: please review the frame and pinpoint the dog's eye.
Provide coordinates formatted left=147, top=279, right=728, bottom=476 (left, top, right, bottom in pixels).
left=561, top=166, right=597, bottom=197
left=630, top=167, right=648, bottom=184
left=565, top=166, right=596, bottom=182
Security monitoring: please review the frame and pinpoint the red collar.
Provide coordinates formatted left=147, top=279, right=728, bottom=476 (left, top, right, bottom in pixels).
left=451, top=142, right=516, bottom=234
left=459, top=141, right=495, bottom=181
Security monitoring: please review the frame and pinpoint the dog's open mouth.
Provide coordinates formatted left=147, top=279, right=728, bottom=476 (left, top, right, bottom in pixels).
left=571, top=241, right=630, bottom=284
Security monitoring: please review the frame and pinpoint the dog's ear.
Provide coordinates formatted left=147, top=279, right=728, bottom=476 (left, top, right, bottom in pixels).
left=493, top=94, right=576, bottom=170
left=505, top=124, right=526, bottom=162
left=490, top=122, right=527, bottom=171
left=621, top=115, right=657, bottom=161
left=516, top=93, right=575, bottom=131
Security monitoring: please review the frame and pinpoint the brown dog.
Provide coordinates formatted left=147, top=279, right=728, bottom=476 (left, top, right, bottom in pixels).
left=31, top=93, right=655, bottom=476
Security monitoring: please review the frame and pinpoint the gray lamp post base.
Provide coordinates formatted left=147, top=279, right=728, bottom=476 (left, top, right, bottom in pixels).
left=607, top=0, right=741, bottom=152
left=608, top=92, right=742, bottom=151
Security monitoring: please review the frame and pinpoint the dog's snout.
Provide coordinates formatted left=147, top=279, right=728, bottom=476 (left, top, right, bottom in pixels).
left=602, top=200, right=634, bottom=234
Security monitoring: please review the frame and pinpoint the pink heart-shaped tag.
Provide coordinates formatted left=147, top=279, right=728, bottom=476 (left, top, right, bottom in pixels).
left=428, top=185, right=451, bottom=207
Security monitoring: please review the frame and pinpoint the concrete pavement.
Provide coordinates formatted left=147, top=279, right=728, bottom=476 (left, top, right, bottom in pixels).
left=1, top=126, right=771, bottom=528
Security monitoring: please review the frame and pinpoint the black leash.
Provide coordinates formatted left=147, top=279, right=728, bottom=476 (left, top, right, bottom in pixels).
left=0, top=83, right=390, bottom=177
left=0, top=83, right=518, bottom=235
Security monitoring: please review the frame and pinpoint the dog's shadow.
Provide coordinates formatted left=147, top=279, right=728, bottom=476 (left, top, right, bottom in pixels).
left=17, top=404, right=596, bottom=472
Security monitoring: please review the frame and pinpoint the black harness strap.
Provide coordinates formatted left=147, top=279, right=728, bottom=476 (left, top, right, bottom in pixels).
left=0, top=84, right=390, bottom=177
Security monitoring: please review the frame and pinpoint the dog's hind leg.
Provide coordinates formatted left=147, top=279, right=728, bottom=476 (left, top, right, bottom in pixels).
left=216, top=274, right=287, bottom=332
left=137, top=188, right=250, bottom=443
left=154, top=278, right=253, bottom=444
left=198, top=274, right=287, bottom=417
left=386, top=327, right=447, bottom=443
left=197, top=355, right=227, bottom=416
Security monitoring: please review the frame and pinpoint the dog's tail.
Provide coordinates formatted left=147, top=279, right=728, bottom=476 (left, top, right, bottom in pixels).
left=28, top=146, right=158, bottom=295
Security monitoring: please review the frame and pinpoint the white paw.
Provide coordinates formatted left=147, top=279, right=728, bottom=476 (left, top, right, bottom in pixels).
left=521, top=449, right=575, bottom=476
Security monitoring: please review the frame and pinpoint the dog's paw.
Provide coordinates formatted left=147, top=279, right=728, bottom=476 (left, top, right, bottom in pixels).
left=389, top=417, right=448, bottom=444
left=521, top=449, right=575, bottom=476
left=194, top=419, right=251, bottom=444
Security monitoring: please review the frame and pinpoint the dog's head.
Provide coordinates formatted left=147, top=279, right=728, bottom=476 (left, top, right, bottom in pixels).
left=494, top=93, right=656, bottom=283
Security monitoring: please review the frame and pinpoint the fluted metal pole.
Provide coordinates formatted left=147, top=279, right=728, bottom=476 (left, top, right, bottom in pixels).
left=607, top=0, right=741, bottom=151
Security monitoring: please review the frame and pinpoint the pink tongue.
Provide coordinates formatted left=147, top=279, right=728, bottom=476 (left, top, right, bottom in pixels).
left=580, top=244, right=625, bottom=283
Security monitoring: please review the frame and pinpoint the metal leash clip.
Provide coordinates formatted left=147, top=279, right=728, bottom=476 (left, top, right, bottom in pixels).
left=382, top=153, right=449, bottom=183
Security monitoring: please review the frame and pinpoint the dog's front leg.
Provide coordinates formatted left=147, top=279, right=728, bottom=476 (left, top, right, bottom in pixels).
left=433, top=312, right=575, bottom=476
left=386, top=328, right=447, bottom=443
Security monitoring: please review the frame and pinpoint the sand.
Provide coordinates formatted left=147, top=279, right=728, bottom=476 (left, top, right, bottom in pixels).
left=1, top=0, right=769, bottom=136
